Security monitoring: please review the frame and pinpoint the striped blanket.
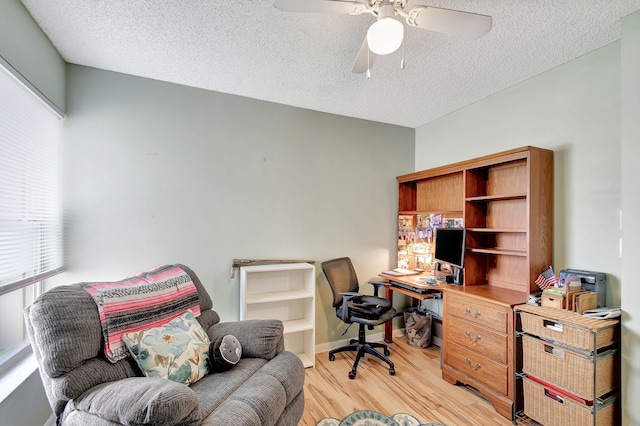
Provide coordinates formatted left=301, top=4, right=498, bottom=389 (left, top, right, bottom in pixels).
left=81, top=265, right=201, bottom=363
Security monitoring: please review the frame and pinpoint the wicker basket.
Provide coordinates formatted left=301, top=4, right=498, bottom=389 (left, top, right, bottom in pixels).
left=522, top=335, right=618, bottom=400
left=517, top=305, right=617, bottom=352
left=523, top=377, right=617, bottom=426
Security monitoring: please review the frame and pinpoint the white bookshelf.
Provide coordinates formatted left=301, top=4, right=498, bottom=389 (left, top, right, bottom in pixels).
left=239, top=262, right=315, bottom=368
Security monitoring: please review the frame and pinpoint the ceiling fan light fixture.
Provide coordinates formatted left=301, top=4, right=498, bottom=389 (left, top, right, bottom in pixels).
left=367, top=17, right=404, bottom=55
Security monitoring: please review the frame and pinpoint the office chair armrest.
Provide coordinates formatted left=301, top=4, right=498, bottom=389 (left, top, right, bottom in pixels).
left=337, top=292, right=359, bottom=322
left=368, top=280, right=388, bottom=297
left=338, top=292, right=360, bottom=298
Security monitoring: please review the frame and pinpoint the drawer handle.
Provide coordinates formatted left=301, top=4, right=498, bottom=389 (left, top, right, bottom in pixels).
left=465, top=330, right=481, bottom=343
left=465, top=307, right=481, bottom=318
left=465, top=358, right=482, bottom=371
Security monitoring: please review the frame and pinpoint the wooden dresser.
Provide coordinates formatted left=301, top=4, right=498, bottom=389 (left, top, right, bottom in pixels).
left=441, top=286, right=526, bottom=419
left=396, top=146, right=553, bottom=420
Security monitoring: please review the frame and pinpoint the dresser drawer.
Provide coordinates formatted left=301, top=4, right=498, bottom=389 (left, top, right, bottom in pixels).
left=446, top=317, right=508, bottom=364
left=445, top=341, right=509, bottom=395
left=446, top=293, right=508, bottom=333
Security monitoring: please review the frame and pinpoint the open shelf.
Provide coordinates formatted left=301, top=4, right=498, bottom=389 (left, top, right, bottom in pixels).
left=469, top=247, right=527, bottom=257
left=398, top=210, right=464, bottom=216
left=245, top=289, right=314, bottom=304
left=466, top=193, right=527, bottom=202
left=283, top=319, right=314, bottom=334
left=240, top=262, right=316, bottom=368
left=467, top=228, right=527, bottom=233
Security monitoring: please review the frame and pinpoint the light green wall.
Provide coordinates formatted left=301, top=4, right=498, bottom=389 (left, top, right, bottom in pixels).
left=621, top=10, right=640, bottom=426
left=0, top=0, right=66, bottom=112
left=0, top=370, right=51, bottom=426
left=58, top=65, right=415, bottom=345
left=0, top=4, right=414, bottom=420
left=5, top=1, right=638, bottom=422
left=416, top=35, right=639, bottom=424
left=416, top=41, right=622, bottom=306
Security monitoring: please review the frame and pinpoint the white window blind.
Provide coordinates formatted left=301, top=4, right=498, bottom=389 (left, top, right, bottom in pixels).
left=0, top=65, right=63, bottom=296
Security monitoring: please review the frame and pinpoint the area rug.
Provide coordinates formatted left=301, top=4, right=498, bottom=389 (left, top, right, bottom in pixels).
left=316, top=410, right=446, bottom=426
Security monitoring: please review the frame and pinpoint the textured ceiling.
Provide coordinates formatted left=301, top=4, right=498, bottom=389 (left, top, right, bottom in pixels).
left=20, top=0, right=640, bottom=128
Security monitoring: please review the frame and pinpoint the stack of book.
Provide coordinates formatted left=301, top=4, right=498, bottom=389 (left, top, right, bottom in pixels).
left=540, top=285, right=597, bottom=313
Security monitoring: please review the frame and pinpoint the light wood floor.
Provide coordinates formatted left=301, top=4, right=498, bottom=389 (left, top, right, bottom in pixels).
left=300, top=337, right=514, bottom=426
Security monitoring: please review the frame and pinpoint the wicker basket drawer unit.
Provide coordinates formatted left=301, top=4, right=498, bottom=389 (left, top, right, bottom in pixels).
left=515, top=304, right=620, bottom=425
left=522, top=377, right=618, bottom=426
left=517, top=305, right=617, bottom=352
left=522, top=334, right=618, bottom=401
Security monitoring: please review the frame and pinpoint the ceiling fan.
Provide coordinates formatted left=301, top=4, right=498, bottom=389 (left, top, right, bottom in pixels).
left=273, top=0, right=492, bottom=75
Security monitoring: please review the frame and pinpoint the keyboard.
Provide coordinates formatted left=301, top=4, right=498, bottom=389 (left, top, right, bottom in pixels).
left=389, top=280, right=439, bottom=294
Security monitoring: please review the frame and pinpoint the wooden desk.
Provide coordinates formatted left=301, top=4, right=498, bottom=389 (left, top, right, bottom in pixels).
left=380, top=273, right=527, bottom=419
left=379, top=272, right=446, bottom=343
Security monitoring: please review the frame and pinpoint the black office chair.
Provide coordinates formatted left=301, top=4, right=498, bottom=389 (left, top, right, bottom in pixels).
left=321, top=257, right=396, bottom=379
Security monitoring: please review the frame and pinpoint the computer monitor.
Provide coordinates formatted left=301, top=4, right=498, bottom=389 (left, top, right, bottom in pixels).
left=434, top=227, right=466, bottom=285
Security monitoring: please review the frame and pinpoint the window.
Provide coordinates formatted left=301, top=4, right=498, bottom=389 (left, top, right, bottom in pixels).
left=0, top=62, right=63, bottom=374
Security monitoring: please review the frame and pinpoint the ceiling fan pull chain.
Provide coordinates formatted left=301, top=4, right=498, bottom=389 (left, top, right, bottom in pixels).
left=366, top=49, right=371, bottom=79
left=373, top=0, right=383, bottom=16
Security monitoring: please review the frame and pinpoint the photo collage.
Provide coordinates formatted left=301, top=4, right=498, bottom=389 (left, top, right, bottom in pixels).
left=397, top=214, right=463, bottom=270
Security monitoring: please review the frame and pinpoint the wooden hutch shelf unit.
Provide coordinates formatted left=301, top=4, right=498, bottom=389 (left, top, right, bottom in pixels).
left=396, top=146, right=553, bottom=420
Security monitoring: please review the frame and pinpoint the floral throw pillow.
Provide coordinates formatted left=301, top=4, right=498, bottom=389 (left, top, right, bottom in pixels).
left=122, top=310, right=210, bottom=385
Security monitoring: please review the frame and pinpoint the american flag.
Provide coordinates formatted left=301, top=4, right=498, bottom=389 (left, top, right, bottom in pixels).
left=535, top=266, right=559, bottom=290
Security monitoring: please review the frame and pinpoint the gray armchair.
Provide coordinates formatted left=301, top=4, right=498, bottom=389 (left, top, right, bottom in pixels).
left=24, top=264, right=305, bottom=426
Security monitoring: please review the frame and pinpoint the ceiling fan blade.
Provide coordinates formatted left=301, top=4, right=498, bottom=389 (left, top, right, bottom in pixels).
left=407, top=6, right=492, bottom=39
left=352, top=37, right=376, bottom=74
left=274, top=0, right=367, bottom=15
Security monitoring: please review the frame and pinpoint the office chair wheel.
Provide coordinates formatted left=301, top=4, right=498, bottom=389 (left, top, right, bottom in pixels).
left=329, top=354, right=335, bottom=361
left=349, top=370, right=357, bottom=380
left=389, top=367, right=395, bottom=376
